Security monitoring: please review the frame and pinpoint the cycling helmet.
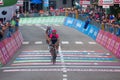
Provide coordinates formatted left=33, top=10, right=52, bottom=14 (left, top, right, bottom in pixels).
left=52, top=29, right=57, bottom=33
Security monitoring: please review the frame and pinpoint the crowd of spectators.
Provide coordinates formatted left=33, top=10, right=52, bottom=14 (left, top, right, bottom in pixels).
left=64, top=6, right=120, bottom=37
left=0, top=12, right=19, bottom=41
left=1, top=6, right=119, bottom=42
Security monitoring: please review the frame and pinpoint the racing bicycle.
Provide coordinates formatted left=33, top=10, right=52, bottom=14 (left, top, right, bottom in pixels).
left=49, top=44, right=57, bottom=64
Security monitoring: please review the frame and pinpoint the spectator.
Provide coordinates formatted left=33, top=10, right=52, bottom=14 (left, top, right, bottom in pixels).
left=84, top=16, right=91, bottom=29
left=0, top=24, right=3, bottom=41
left=10, top=18, right=16, bottom=33
left=15, top=18, right=19, bottom=31
left=16, top=11, right=20, bottom=19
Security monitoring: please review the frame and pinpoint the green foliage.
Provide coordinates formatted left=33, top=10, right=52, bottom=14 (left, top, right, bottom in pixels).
left=110, top=4, right=120, bottom=18
left=0, top=0, right=17, bottom=7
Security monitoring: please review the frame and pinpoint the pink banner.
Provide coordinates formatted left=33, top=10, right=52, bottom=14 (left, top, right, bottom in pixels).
left=112, top=37, right=120, bottom=55
left=0, top=49, right=6, bottom=65
left=115, top=37, right=120, bottom=58
left=10, top=35, right=18, bottom=53
left=18, top=31, right=24, bottom=43
left=116, top=45, right=120, bottom=58
left=114, top=0, right=120, bottom=4
left=13, top=31, right=22, bottom=48
left=100, top=31, right=109, bottom=46
left=107, top=34, right=117, bottom=51
left=0, top=42, right=10, bottom=63
left=96, top=30, right=104, bottom=44
left=3, top=38, right=13, bottom=58
left=105, top=33, right=112, bottom=49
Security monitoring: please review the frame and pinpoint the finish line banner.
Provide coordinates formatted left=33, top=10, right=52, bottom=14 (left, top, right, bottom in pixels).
left=20, top=16, right=65, bottom=25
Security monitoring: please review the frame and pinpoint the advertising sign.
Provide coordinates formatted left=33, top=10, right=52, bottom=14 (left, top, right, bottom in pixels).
left=98, top=0, right=114, bottom=6
left=16, top=0, right=23, bottom=6
left=114, top=0, right=120, bottom=4
left=79, top=0, right=90, bottom=5
left=0, top=0, right=3, bottom=5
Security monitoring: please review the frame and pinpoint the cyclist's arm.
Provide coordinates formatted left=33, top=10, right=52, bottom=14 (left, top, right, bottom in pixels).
left=48, top=35, right=51, bottom=44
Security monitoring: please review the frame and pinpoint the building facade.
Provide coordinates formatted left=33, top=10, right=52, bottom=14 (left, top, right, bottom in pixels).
left=23, top=0, right=75, bottom=12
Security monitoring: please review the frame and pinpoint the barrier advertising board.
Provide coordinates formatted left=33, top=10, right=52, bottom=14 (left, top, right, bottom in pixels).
left=100, top=31, right=109, bottom=46
left=75, top=20, right=85, bottom=32
left=105, top=33, right=112, bottom=49
left=87, top=25, right=100, bottom=40
left=0, top=42, right=9, bottom=64
left=0, top=49, right=6, bottom=65
left=112, top=37, right=120, bottom=57
left=3, top=38, right=13, bottom=58
left=108, top=34, right=117, bottom=51
left=96, top=30, right=104, bottom=43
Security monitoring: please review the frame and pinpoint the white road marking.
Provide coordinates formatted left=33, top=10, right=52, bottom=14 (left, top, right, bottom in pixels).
left=3, top=68, right=120, bottom=72
left=22, top=41, right=98, bottom=45
left=75, top=41, right=83, bottom=44
left=63, top=78, right=67, bottom=80
left=35, top=24, right=40, bottom=26
left=22, top=50, right=49, bottom=52
left=88, top=42, right=96, bottom=44
left=55, top=24, right=60, bottom=26
left=35, top=41, right=42, bottom=44
left=40, top=27, right=46, bottom=31
left=35, top=24, right=46, bottom=31
left=106, top=53, right=110, bottom=55
left=22, top=41, right=29, bottom=44
left=63, top=74, right=67, bottom=77
left=62, top=50, right=95, bottom=52
left=59, top=43, right=68, bottom=80
left=63, top=70, right=67, bottom=73
left=2, top=65, right=120, bottom=70
left=61, top=41, right=69, bottom=44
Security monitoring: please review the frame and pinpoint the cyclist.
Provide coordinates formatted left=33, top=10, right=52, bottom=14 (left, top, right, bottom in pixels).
left=49, top=29, right=59, bottom=53
left=48, top=29, right=59, bottom=64
left=45, top=26, right=52, bottom=44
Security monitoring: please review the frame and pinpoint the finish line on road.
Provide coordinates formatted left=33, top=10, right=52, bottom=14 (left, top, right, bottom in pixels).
left=2, top=50, right=120, bottom=73
left=3, top=68, right=120, bottom=72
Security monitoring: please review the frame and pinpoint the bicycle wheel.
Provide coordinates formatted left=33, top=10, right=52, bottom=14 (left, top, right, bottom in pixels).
left=53, top=48, right=57, bottom=64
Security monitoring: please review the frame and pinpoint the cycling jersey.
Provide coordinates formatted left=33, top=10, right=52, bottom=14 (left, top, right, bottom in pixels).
left=49, top=34, right=59, bottom=44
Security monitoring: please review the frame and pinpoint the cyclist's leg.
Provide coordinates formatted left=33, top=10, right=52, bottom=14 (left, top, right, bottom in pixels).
left=49, top=44, right=56, bottom=64
left=49, top=44, right=54, bottom=63
left=55, top=43, right=59, bottom=53
left=53, top=48, right=57, bottom=64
